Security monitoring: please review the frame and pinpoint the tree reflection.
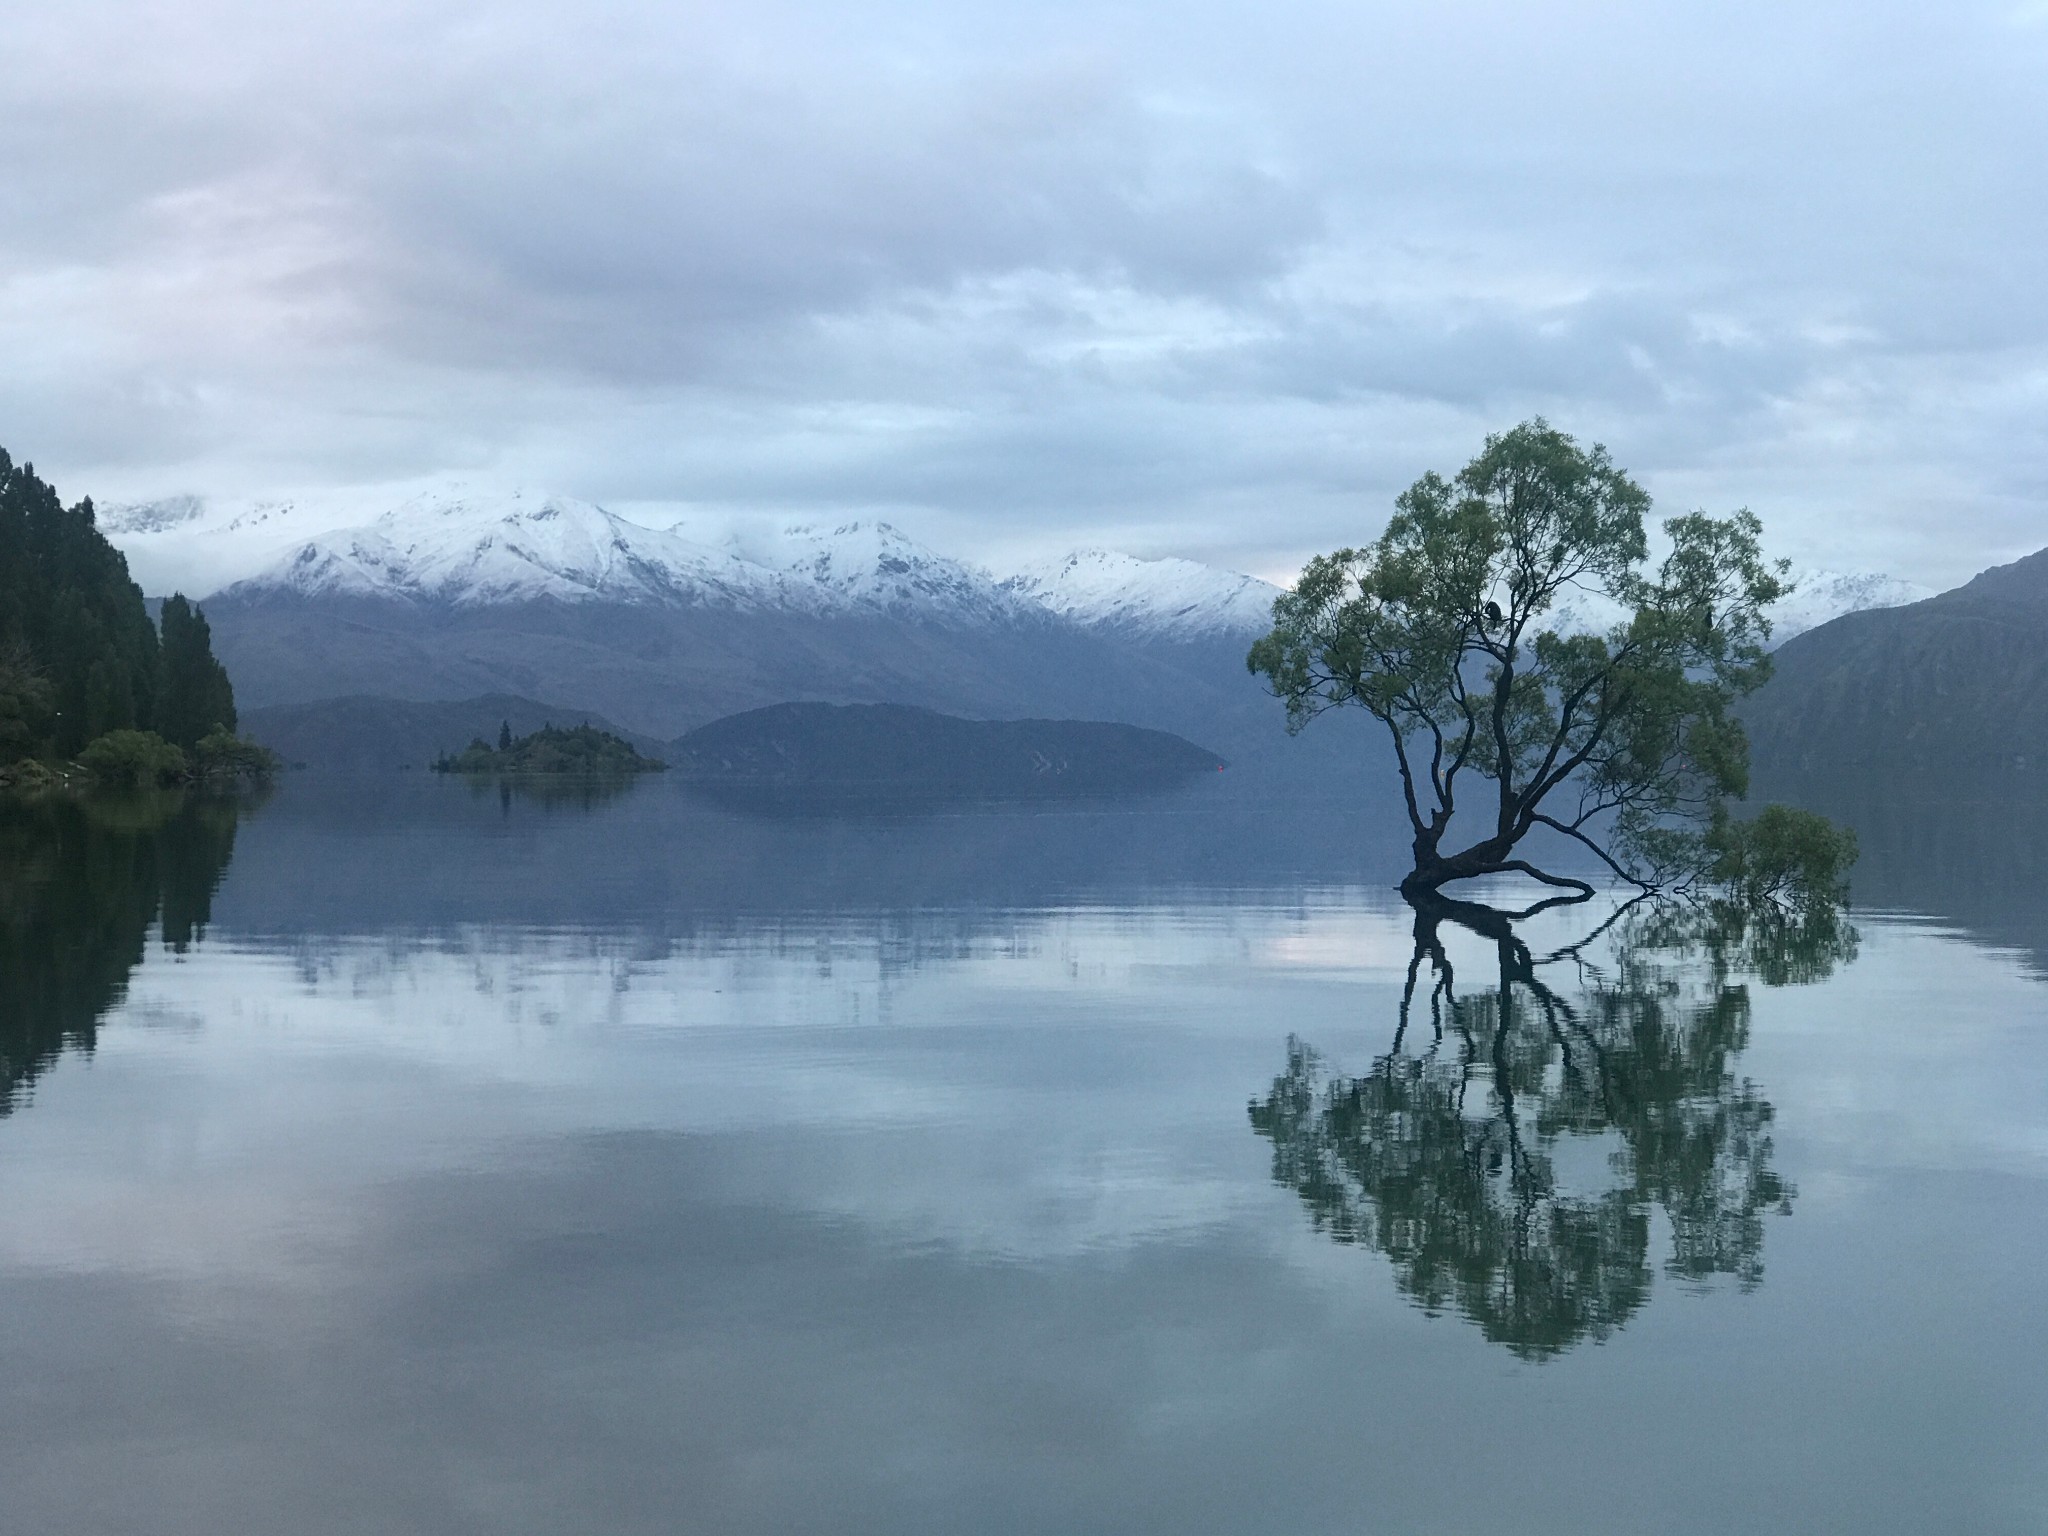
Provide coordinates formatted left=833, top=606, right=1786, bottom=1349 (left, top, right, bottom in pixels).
left=0, top=790, right=250, bottom=1115
left=1250, top=891, right=1855, bottom=1358
left=460, top=772, right=645, bottom=815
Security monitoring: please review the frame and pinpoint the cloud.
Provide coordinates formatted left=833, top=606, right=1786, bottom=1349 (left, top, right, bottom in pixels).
left=1, top=0, right=2043, bottom=584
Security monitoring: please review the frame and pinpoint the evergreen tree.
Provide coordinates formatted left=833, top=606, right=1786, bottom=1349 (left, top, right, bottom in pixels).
left=0, top=450, right=161, bottom=759
left=156, top=594, right=237, bottom=750
left=499, top=719, right=513, bottom=752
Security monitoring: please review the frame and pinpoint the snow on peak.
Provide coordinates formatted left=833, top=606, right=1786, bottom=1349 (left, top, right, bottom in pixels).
left=230, top=488, right=791, bottom=610
left=97, top=495, right=208, bottom=535
left=1770, top=569, right=1932, bottom=641
left=1534, top=567, right=1931, bottom=647
left=725, top=520, right=1023, bottom=622
left=104, top=478, right=1937, bottom=655
left=1004, top=548, right=1281, bottom=639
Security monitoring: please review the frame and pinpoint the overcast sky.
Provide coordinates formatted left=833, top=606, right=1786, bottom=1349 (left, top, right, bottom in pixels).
left=2, top=0, right=2043, bottom=584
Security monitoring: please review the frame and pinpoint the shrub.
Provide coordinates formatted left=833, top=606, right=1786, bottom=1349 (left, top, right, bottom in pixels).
left=0, top=757, right=63, bottom=794
left=78, top=729, right=188, bottom=788
left=192, top=727, right=281, bottom=781
left=1706, top=803, right=1858, bottom=910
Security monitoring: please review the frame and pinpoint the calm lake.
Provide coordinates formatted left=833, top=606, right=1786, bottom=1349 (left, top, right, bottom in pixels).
left=3, top=775, right=2046, bottom=1534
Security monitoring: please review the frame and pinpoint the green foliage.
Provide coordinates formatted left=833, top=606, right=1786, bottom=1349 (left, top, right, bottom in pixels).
left=0, top=448, right=241, bottom=763
left=432, top=722, right=665, bottom=776
left=1249, top=888, right=1835, bottom=1359
left=155, top=594, right=236, bottom=751
left=191, top=727, right=281, bottom=782
left=1705, top=803, right=1858, bottom=912
left=1247, top=419, right=1835, bottom=894
left=0, top=451, right=161, bottom=757
left=78, top=730, right=188, bottom=788
left=0, top=641, right=53, bottom=762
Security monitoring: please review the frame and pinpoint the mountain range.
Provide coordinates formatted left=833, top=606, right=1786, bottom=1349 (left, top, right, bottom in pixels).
left=101, top=486, right=1936, bottom=775
left=1744, top=545, right=2048, bottom=801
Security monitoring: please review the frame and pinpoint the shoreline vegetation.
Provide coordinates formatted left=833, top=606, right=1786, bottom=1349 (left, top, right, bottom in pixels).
left=1, top=447, right=277, bottom=801
left=432, top=721, right=667, bottom=776
left=0, top=726, right=281, bottom=796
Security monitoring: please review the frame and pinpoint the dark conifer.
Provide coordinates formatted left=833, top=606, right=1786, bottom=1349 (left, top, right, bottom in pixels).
left=0, top=451, right=161, bottom=758
left=156, top=594, right=237, bottom=751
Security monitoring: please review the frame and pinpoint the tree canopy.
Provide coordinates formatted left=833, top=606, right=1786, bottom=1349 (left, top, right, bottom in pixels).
left=0, top=448, right=240, bottom=765
left=156, top=594, right=237, bottom=751
left=433, top=722, right=666, bottom=776
left=1249, top=420, right=1835, bottom=899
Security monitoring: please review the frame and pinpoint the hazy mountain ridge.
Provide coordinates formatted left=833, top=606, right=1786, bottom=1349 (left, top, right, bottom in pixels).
left=1744, top=545, right=2048, bottom=797
left=110, top=483, right=1924, bottom=645
left=1547, top=567, right=1932, bottom=648
left=105, top=484, right=1946, bottom=786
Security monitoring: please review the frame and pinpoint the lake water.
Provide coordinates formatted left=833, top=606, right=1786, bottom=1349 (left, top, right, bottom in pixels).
left=3, top=776, right=2046, bottom=1534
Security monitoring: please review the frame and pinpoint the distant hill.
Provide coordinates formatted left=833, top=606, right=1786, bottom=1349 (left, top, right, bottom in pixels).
left=241, top=693, right=665, bottom=770
left=670, top=702, right=1226, bottom=804
left=1744, top=546, right=2048, bottom=799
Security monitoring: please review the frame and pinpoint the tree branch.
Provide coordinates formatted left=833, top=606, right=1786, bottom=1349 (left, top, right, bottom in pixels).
left=1526, top=813, right=1655, bottom=891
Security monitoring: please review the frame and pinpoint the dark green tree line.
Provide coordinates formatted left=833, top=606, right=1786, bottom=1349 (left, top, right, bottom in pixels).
left=0, top=449, right=237, bottom=763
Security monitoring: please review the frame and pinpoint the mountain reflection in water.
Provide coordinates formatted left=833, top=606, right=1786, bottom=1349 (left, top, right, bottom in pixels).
left=1252, top=894, right=1856, bottom=1358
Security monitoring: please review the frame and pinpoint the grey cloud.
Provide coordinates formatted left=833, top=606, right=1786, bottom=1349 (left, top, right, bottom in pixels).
left=1, top=0, right=2044, bottom=584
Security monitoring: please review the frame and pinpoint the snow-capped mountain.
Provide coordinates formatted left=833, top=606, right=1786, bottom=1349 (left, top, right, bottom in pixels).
left=200, top=489, right=1256, bottom=633
left=1002, top=549, right=1281, bottom=639
left=231, top=489, right=799, bottom=611
left=97, top=494, right=209, bottom=535
left=726, top=520, right=1027, bottom=624
left=106, top=482, right=1931, bottom=652
left=1541, top=568, right=1930, bottom=648
left=1767, top=569, right=1932, bottom=641
left=99, top=491, right=395, bottom=598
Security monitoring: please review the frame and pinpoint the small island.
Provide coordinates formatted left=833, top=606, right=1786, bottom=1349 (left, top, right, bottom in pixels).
left=432, top=722, right=667, bottom=776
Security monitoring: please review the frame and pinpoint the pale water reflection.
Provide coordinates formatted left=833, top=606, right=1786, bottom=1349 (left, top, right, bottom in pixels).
left=0, top=778, right=2045, bottom=1534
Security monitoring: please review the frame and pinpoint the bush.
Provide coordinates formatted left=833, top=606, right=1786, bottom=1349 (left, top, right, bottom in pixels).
left=1707, top=803, right=1858, bottom=910
left=192, top=726, right=280, bottom=781
left=78, top=729, right=187, bottom=788
left=0, top=757, right=63, bottom=794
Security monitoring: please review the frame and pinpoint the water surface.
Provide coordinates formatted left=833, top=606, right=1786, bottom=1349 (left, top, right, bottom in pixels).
left=2, top=777, right=2044, bottom=1533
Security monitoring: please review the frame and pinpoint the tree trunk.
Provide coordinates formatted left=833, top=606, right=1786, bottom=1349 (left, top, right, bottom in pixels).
left=1400, top=836, right=1516, bottom=898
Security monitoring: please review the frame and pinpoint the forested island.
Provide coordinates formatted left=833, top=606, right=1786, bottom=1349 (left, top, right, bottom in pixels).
left=432, top=722, right=667, bottom=776
left=0, top=449, right=273, bottom=793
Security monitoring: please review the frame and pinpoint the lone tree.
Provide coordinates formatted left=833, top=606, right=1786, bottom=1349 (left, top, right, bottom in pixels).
left=1250, top=420, right=1836, bottom=901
